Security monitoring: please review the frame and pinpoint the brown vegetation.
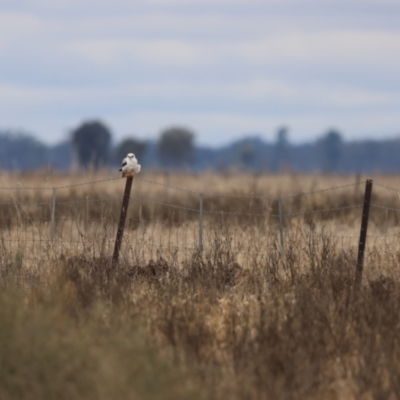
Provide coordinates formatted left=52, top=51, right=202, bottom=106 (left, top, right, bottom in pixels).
left=1, top=171, right=400, bottom=399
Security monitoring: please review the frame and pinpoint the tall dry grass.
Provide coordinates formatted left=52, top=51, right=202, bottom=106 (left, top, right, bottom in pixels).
left=1, top=171, right=400, bottom=399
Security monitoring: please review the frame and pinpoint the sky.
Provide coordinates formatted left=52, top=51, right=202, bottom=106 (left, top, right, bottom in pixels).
left=1, top=0, right=400, bottom=146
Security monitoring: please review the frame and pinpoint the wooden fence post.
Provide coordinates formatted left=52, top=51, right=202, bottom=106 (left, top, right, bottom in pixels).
left=112, top=176, right=134, bottom=265
left=355, top=179, right=373, bottom=288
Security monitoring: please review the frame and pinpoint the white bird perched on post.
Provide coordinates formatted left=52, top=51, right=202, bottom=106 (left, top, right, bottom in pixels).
left=119, top=153, right=141, bottom=178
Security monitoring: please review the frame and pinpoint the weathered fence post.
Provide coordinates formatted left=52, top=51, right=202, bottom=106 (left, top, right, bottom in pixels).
left=278, top=198, right=285, bottom=256
left=112, top=176, right=134, bottom=265
left=355, top=179, right=373, bottom=288
left=199, top=193, right=203, bottom=250
left=50, top=188, right=56, bottom=241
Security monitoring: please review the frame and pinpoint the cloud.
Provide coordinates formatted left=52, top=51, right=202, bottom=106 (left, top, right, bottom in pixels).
left=2, top=9, right=400, bottom=74
left=0, top=12, right=43, bottom=40
left=63, top=38, right=204, bottom=67
left=0, top=1, right=400, bottom=144
left=234, top=31, right=400, bottom=68
left=55, top=30, right=400, bottom=83
left=1, top=77, right=397, bottom=111
left=1, top=78, right=399, bottom=147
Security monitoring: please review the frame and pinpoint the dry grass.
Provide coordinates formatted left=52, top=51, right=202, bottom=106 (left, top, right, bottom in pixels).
left=1, top=171, right=400, bottom=399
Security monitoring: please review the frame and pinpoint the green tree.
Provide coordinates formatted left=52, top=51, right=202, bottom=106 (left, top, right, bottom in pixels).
left=116, top=138, right=147, bottom=163
left=320, top=129, right=343, bottom=172
left=158, top=127, right=195, bottom=168
left=71, top=121, right=112, bottom=169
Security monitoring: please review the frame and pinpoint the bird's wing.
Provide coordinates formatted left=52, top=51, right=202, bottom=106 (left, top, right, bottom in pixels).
left=121, top=158, right=127, bottom=167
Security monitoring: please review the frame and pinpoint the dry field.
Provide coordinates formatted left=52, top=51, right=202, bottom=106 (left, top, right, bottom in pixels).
left=1, top=170, right=400, bottom=399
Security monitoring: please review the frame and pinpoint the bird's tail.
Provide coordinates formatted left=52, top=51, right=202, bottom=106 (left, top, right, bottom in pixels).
left=119, top=168, right=122, bottom=171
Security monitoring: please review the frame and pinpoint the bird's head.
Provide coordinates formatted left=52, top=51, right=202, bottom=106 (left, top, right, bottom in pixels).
left=127, top=153, right=135, bottom=159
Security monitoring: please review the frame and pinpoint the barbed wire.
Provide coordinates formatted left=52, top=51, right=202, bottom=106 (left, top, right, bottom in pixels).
left=130, top=196, right=199, bottom=213
left=136, top=176, right=270, bottom=199
left=0, top=191, right=364, bottom=218
left=371, top=204, right=400, bottom=213
left=203, top=209, right=276, bottom=217
left=136, top=176, right=364, bottom=201
left=374, top=182, right=400, bottom=193
left=368, top=232, right=400, bottom=238
left=0, top=200, right=51, bottom=206
left=0, top=177, right=396, bottom=203
left=302, top=231, right=387, bottom=239
left=0, top=177, right=121, bottom=191
left=57, top=197, right=121, bottom=205
left=0, top=177, right=374, bottom=205
left=2, top=177, right=400, bottom=247
left=135, top=177, right=201, bottom=195
left=130, top=194, right=362, bottom=217
left=0, top=238, right=116, bottom=244
left=0, top=196, right=121, bottom=206
left=280, top=181, right=365, bottom=201
left=282, top=204, right=362, bottom=217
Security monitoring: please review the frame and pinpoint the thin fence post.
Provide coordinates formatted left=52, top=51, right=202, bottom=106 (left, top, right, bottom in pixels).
left=199, top=193, right=203, bottom=250
left=355, top=179, right=373, bottom=289
left=50, top=188, right=56, bottom=241
left=278, top=198, right=285, bottom=255
left=112, top=176, right=134, bottom=265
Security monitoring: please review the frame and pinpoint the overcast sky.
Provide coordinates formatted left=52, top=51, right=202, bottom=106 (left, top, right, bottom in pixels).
left=1, top=0, right=400, bottom=146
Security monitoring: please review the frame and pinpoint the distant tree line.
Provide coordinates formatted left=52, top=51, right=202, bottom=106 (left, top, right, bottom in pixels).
left=1, top=120, right=400, bottom=173
left=0, top=131, right=72, bottom=170
left=70, top=120, right=195, bottom=170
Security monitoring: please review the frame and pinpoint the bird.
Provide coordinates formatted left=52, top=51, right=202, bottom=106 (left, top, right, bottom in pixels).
left=119, top=153, right=141, bottom=178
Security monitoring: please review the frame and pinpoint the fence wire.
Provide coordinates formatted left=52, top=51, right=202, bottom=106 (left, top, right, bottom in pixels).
left=137, top=176, right=364, bottom=201
left=371, top=204, right=400, bottom=213
left=374, top=182, right=400, bottom=193
left=0, top=174, right=365, bottom=200
left=0, top=177, right=121, bottom=191
left=0, top=197, right=122, bottom=206
left=1, top=177, right=400, bottom=261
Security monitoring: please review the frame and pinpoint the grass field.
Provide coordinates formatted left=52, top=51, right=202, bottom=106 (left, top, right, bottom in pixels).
left=1, top=171, right=400, bottom=399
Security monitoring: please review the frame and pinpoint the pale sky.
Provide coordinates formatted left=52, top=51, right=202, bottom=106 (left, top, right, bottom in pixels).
left=1, top=0, right=400, bottom=146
